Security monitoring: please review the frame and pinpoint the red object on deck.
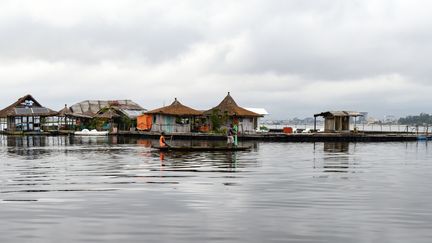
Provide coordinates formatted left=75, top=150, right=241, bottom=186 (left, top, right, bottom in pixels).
left=283, top=127, right=293, bottom=134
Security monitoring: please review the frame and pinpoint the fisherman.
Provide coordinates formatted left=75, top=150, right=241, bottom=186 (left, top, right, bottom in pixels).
left=159, top=132, right=170, bottom=147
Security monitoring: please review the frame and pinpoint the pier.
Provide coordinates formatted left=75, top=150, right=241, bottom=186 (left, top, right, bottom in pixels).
left=2, top=130, right=420, bottom=142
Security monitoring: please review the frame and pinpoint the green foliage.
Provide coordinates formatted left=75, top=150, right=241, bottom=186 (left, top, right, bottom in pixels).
left=399, top=113, right=432, bottom=125
left=88, top=118, right=105, bottom=130
left=259, top=125, right=269, bottom=131
left=210, top=110, right=222, bottom=132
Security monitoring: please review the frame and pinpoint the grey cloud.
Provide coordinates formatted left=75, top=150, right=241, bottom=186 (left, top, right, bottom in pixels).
left=0, top=17, right=202, bottom=63
left=1, top=0, right=432, bottom=119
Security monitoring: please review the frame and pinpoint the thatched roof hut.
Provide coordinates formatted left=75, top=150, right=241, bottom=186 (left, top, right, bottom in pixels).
left=204, top=92, right=261, bottom=117
left=146, top=98, right=203, bottom=116
left=0, top=94, right=58, bottom=118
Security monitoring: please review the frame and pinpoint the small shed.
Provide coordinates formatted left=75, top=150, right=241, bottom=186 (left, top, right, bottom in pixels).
left=204, top=92, right=263, bottom=133
left=0, top=94, right=58, bottom=132
left=314, top=111, right=363, bottom=132
left=145, top=98, right=203, bottom=133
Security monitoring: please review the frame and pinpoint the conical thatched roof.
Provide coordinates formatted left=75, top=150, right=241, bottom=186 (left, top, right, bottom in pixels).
left=58, top=104, right=73, bottom=117
left=0, top=94, right=58, bottom=117
left=204, top=92, right=262, bottom=117
left=146, top=98, right=203, bottom=116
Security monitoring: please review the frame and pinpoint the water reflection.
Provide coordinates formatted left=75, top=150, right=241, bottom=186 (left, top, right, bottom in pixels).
left=319, top=142, right=351, bottom=173
left=2, top=137, right=432, bottom=243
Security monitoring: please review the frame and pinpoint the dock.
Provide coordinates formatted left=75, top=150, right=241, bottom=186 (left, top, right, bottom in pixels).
left=0, top=130, right=425, bottom=142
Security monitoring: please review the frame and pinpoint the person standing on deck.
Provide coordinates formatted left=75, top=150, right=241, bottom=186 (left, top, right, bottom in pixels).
left=227, top=124, right=234, bottom=146
left=159, top=132, right=170, bottom=147
left=233, top=123, right=239, bottom=146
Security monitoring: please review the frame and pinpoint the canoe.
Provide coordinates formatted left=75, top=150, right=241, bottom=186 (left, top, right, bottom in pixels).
left=153, top=146, right=251, bottom=152
left=74, top=129, right=109, bottom=136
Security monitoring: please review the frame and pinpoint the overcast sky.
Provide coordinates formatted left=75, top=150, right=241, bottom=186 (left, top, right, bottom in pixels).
left=0, top=0, right=431, bottom=119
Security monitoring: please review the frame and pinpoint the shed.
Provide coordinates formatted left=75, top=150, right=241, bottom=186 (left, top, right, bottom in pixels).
left=314, top=111, right=363, bottom=132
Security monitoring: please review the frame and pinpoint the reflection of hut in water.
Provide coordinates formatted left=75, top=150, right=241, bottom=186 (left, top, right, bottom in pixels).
left=143, top=98, right=203, bottom=133
left=314, top=111, right=363, bottom=132
left=322, top=142, right=350, bottom=173
left=324, top=142, right=349, bottom=153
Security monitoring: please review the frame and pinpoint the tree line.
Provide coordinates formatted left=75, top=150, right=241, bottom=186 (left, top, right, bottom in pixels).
left=398, top=113, right=432, bottom=125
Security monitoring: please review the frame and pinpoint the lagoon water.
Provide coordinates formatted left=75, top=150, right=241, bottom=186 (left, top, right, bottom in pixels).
left=1, top=135, right=432, bottom=242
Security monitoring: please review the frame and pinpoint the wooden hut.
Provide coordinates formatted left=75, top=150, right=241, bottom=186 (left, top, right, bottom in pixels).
left=314, top=111, right=363, bottom=132
left=69, top=100, right=146, bottom=131
left=204, top=92, right=262, bottom=133
left=57, top=104, right=93, bottom=131
left=0, top=94, right=58, bottom=132
left=144, top=98, right=203, bottom=133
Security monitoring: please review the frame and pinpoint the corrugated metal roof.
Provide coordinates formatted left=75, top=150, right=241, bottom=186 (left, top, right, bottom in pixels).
left=70, top=100, right=146, bottom=118
left=314, top=111, right=363, bottom=117
left=245, top=108, right=269, bottom=115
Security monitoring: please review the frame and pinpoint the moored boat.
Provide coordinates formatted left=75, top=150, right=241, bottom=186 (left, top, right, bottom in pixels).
left=74, top=129, right=109, bottom=136
left=153, top=145, right=251, bottom=152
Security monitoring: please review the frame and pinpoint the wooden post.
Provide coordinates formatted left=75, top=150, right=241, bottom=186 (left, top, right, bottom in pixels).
left=314, top=116, right=317, bottom=132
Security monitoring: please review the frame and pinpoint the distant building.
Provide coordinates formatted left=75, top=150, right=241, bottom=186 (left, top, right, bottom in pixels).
left=314, top=111, right=363, bottom=132
left=384, top=115, right=397, bottom=124
left=0, top=94, right=58, bottom=132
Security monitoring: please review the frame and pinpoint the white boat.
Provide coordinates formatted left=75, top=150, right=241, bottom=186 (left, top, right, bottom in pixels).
left=74, top=129, right=109, bottom=136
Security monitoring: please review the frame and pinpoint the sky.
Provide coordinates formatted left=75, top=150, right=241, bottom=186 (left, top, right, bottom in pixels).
left=0, top=0, right=431, bottom=120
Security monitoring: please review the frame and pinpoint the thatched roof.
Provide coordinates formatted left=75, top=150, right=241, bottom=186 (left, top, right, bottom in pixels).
left=58, top=104, right=73, bottom=117
left=204, top=92, right=262, bottom=117
left=0, top=94, right=58, bottom=117
left=95, top=109, right=121, bottom=119
left=146, top=98, right=203, bottom=116
left=70, top=100, right=146, bottom=118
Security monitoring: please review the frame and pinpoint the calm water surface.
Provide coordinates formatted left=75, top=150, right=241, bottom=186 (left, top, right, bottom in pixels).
left=1, top=135, right=432, bottom=242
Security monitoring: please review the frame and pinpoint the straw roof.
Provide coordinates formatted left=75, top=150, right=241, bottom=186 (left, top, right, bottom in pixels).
left=204, top=92, right=262, bottom=117
left=95, top=109, right=121, bottom=119
left=0, top=94, right=58, bottom=117
left=146, top=98, right=203, bottom=116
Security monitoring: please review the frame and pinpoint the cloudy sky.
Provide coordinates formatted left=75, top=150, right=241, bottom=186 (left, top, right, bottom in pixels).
left=0, top=0, right=431, bottom=119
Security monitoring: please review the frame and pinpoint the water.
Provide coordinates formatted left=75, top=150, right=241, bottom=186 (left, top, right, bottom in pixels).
left=1, top=135, right=432, bottom=242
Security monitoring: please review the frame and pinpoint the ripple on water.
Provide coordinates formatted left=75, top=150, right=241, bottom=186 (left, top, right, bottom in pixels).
left=1, top=137, right=432, bottom=242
